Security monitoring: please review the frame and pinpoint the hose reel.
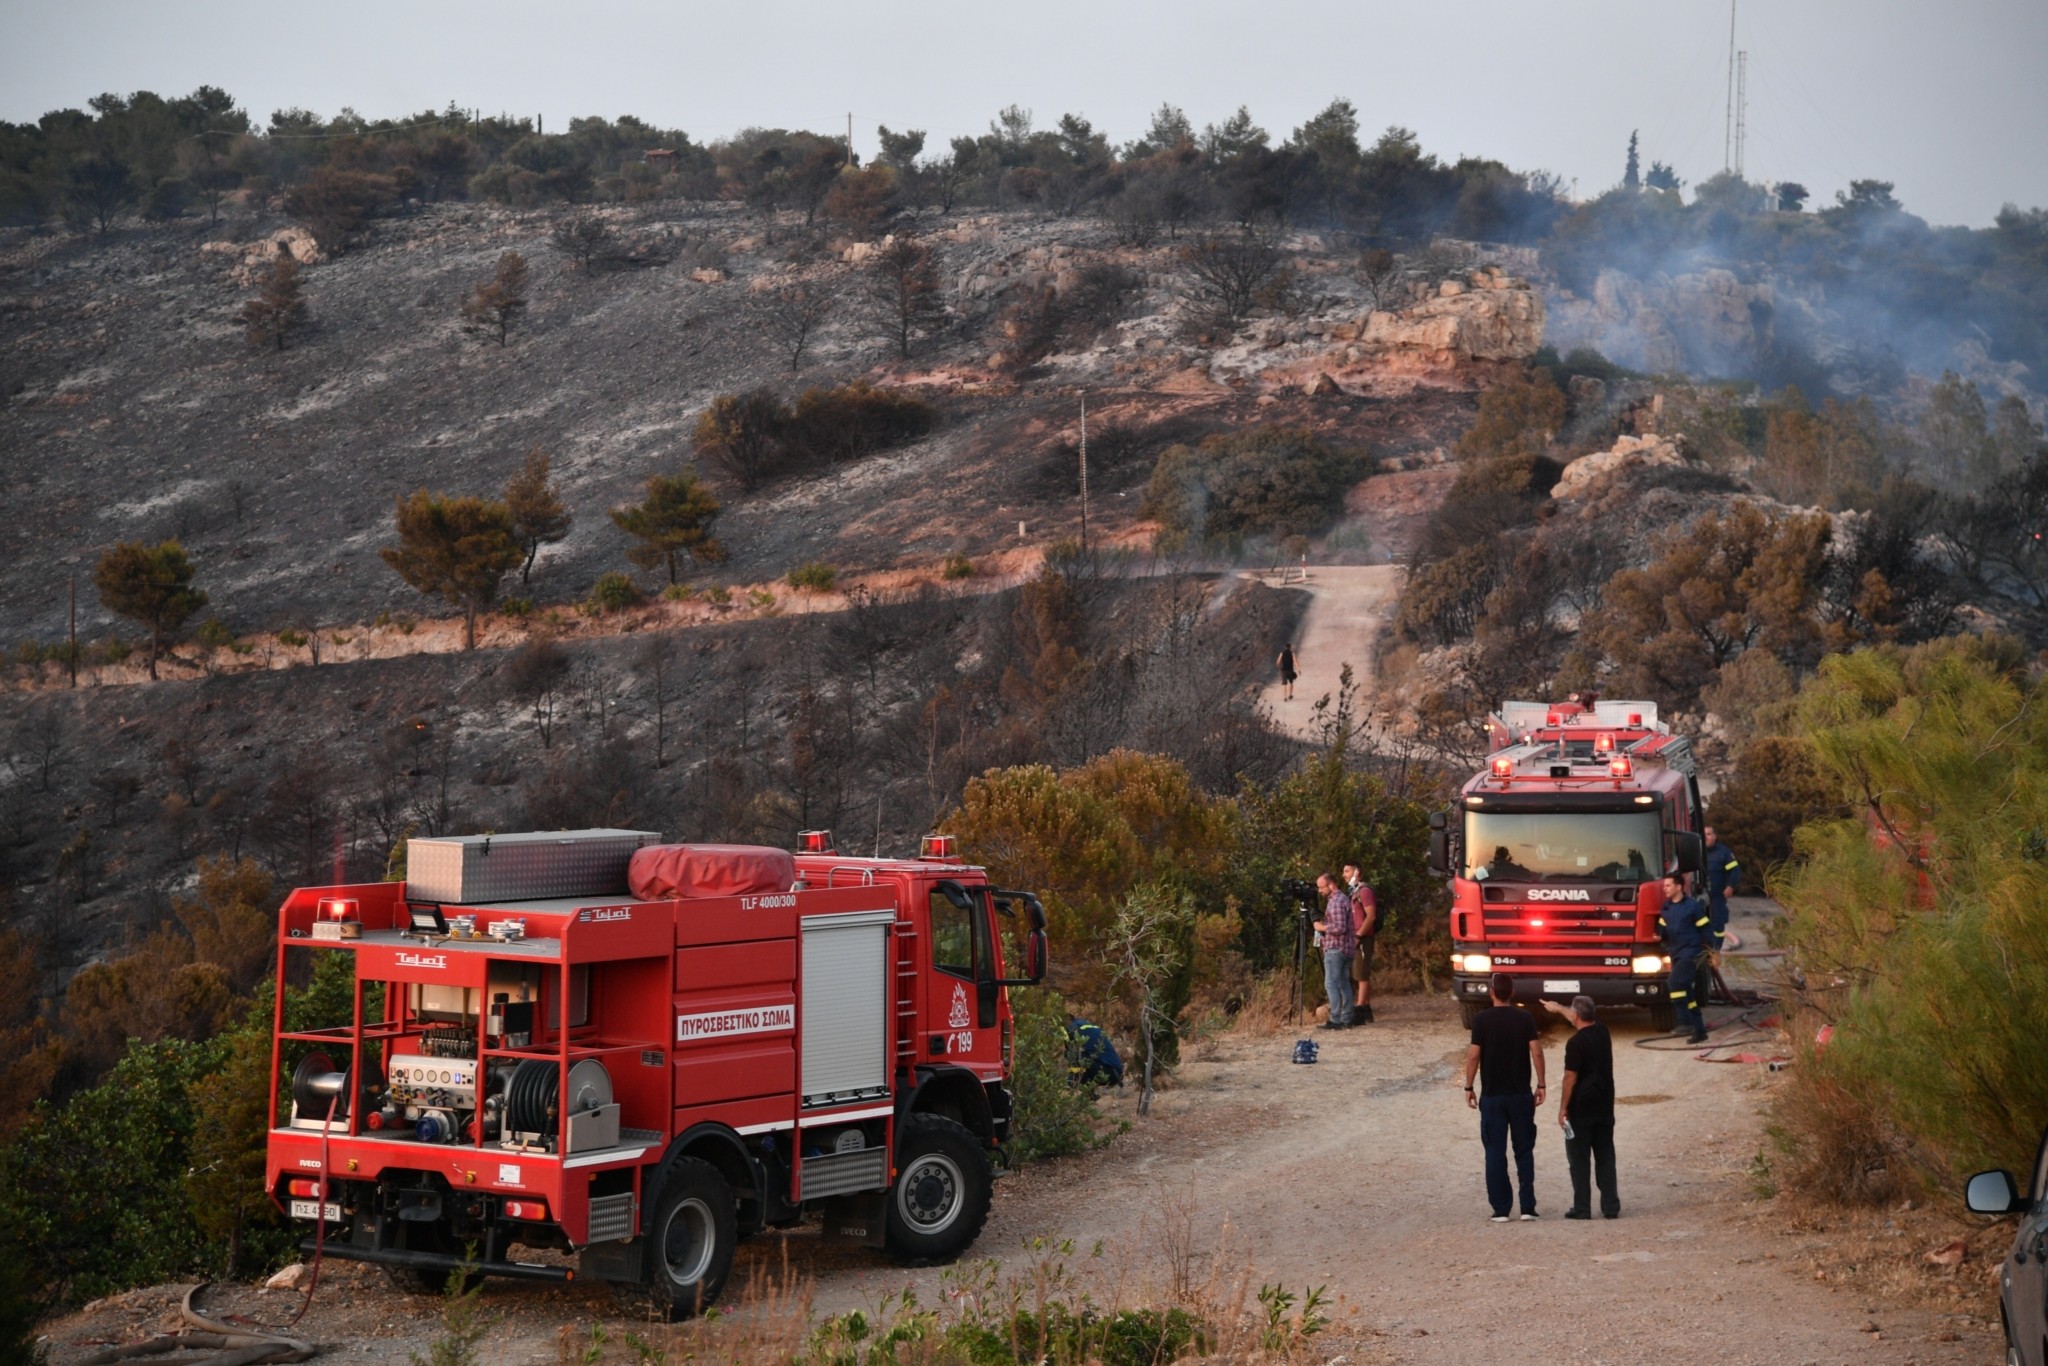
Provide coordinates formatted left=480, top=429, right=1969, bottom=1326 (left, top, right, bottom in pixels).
left=504, top=1059, right=615, bottom=1151
left=290, top=1051, right=351, bottom=1127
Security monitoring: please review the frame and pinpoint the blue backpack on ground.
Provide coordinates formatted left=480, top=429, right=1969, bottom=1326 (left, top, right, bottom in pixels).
left=1065, top=1016, right=1125, bottom=1087
left=1292, top=1038, right=1319, bottom=1064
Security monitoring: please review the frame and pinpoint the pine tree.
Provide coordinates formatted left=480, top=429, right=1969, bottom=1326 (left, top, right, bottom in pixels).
left=379, top=492, right=523, bottom=649
left=460, top=251, right=528, bottom=346
left=239, top=244, right=307, bottom=351
left=1623, top=130, right=1641, bottom=191
left=93, top=540, right=207, bottom=679
left=610, top=469, right=725, bottom=584
left=503, top=447, right=571, bottom=584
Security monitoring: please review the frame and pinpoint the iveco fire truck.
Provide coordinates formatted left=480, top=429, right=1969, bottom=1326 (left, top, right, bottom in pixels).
left=1428, top=697, right=1705, bottom=1028
left=263, top=827, right=1046, bottom=1319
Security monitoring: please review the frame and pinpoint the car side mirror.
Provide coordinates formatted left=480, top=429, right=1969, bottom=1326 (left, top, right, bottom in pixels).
left=1966, top=1169, right=2024, bottom=1215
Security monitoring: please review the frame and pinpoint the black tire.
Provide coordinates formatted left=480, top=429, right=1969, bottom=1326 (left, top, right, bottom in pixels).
left=885, top=1114, right=993, bottom=1266
left=636, top=1157, right=737, bottom=1321
left=1458, top=997, right=1484, bottom=1030
left=1648, top=999, right=1676, bottom=1032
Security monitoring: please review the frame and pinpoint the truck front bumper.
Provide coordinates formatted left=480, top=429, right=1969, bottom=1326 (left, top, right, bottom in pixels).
left=1452, top=973, right=1669, bottom=1008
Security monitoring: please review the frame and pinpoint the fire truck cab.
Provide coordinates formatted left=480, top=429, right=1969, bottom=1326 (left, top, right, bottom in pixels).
left=1429, top=697, right=1705, bottom=1028
left=262, top=828, right=1045, bottom=1319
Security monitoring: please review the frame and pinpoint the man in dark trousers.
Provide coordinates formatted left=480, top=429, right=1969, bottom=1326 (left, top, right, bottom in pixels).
left=1659, top=873, right=1712, bottom=1045
left=1543, top=995, right=1620, bottom=1219
left=1343, top=862, right=1378, bottom=1024
left=1463, top=972, right=1545, bottom=1221
left=1702, top=826, right=1740, bottom=948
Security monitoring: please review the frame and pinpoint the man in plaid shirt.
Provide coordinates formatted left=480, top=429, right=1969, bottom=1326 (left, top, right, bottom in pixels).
left=1313, top=872, right=1356, bottom=1028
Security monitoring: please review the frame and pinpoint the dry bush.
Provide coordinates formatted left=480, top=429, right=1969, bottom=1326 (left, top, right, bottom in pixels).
left=1767, top=1059, right=1919, bottom=1207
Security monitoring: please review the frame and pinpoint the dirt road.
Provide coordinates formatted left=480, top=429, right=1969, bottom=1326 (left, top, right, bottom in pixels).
left=1258, top=564, right=1405, bottom=740
left=42, top=898, right=1997, bottom=1363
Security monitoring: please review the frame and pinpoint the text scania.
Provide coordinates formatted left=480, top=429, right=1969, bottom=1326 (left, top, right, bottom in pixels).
left=675, top=1003, right=797, bottom=1042
left=1525, top=889, right=1593, bottom=902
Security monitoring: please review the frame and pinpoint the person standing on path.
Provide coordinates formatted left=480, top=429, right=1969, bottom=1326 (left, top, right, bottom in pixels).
left=1312, top=872, right=1355, bottom=1028
left=1659, top=874, right=1712, bottom=1045
left=1277, top=643, right=1297, bottom=701
left=1543, top=996, right=1620, bottom=1219
left=1702, top=826, right=1740, bottom=948
left=1464, top=973, right=1545, bottom=1221
left=1343, top=862, right=1378, bottom=1024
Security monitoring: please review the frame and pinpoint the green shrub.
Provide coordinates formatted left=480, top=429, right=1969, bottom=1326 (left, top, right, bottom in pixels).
left=1005, top=989, right=1114, bottom=1164
left=275, top=628, right=308, bottom=649
left=703, top=585, right=732, bottom=608
left=500, top=597, right=533, bottom=618
left=942, top=553, right=976, bottom=580
left=1767, top=639, right=2048, bottom=1197
left=786, top=561, right=837, bottom=593
left=588, top=572, right=643, bottom=613
left=747, top=587, right=778, bottom=611
left=662, top=583, right=694, bottom=602
left=195, top=618, right=236, bottom=650
left=89, top=637, right=132, bottom=665
left=12, top=641, right=46, bottom=666
left=1144, top=426, right=1366, bottom=546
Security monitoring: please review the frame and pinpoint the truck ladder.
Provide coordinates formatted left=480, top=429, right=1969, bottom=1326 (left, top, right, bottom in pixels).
left=893, top=922, right=920, bottom=1066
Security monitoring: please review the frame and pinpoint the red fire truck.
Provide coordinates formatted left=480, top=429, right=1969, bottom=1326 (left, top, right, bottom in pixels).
left=263, top=827, right=1046, bottom=1318
left=1428, top=697, right=1705, bottom=1028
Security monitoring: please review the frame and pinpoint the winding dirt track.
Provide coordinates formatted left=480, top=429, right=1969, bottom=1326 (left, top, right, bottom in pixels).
left=1255, top=565, right=1405, bottom=740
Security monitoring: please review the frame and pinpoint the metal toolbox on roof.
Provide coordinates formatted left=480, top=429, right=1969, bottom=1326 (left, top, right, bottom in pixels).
left=406, top=829, right=662, bottom=905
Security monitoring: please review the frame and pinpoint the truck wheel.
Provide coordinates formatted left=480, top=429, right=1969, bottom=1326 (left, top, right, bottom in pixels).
left=885, top=1114, right=992, bottom=1266
left=1458, top=998, right=1484, bottom=1029
left=640, top=1158, right=737, bottom=1320
left=1648, top=1000, right=1676, bottom=1032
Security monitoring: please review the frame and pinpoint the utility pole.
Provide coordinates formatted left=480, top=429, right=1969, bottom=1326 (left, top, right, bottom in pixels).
left=846, top=113, right=854, bottom=168
left=67, top=573, right=77, bottom=688
left=1723, top=0, right=1738, bottom=173
left=1734, top=51, right=1749, bottom=180
left=1078, top=393, right=1089, bottom=551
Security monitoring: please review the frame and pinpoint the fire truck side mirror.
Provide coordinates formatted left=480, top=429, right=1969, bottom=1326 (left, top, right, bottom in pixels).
left=1672, top=831, right=1704, bottom=874
left=1428, top=811, right=1447, bottom=831
left=993, top=890, right=1049, bottom=986
left=1428, top=830, right=1449, bottom=878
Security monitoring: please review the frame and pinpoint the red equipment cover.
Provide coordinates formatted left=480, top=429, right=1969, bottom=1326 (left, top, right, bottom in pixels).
left=628, top=844, right=796, bottom=901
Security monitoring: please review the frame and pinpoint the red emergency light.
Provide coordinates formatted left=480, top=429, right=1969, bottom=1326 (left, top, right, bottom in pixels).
left=796, top=829, right=835, bottom=854
left=1628, top=712, right=1643, bottom=726
left=1608, top=756, right=1633, bottom=778
left=920, top=834, right=957, bottom=860
left=1491, top=756, right=1514, bottom=777
left=1594, top=732, right=1614, bottom=753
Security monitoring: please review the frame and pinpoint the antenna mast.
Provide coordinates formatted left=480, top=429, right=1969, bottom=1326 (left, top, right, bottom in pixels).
left=1723, top=0, right=1738, bottom=173
left=1734, top=51, right=1748, bottom=179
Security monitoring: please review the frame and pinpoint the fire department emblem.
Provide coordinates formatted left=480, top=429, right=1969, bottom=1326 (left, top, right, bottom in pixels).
left=948, top=982, right=971, bottom=1029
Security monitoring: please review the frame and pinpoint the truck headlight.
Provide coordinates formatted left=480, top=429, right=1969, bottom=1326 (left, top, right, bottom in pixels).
left=1632, top=954, right=1668, bottom=975
left=1455, top=953, right=1492, bottom=974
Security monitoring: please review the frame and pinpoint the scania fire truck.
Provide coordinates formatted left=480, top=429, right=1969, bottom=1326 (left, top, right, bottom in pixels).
left=1428, top=697, right=1704, bottom=1028
left=263, top=827, right=1046, bottom=1318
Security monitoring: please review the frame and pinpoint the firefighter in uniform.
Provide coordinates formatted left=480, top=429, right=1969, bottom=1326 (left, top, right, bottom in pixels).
left=1658, top=873, right=1712, bottom=1045
left=1702, top=826, right=1740, bottom=948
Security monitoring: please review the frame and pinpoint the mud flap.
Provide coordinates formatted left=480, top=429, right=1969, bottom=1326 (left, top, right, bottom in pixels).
left=577, top=1237, right=644, bottom=1284
left=818, top=1191, right=888, bottom=1248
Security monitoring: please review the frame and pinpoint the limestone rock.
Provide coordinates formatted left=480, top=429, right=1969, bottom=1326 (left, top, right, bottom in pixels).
left=1306, top=372, right=1343, bottom=397
left=1551, top=433, right=1686, bottom=500
left=688, top=268, right=727, bottom=284
left=1357, top=274, right=1544, bottom=368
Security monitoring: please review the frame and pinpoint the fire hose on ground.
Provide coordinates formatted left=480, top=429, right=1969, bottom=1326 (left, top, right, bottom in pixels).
left=72, top=1285, right=314, bottom=1365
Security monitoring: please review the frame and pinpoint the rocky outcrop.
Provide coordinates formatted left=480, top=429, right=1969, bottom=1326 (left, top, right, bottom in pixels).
left=1551, top=433, right=1687, bottom=500
left=200, top=226, right=322, bottom=285
left=1355, top=266, right=1545, bottom=370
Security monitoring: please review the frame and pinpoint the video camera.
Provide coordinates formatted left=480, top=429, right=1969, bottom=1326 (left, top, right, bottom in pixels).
left=1279, top=877, right=1319, bottom=909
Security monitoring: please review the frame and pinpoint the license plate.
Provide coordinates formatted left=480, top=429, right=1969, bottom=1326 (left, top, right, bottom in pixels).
left=291, top=1199, right=343, bottom=1222
left=1543, top=979, right=1580, bottom=993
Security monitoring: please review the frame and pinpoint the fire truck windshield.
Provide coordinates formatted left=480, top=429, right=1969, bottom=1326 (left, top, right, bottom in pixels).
left=1463, top=810, right=1662, bottom=883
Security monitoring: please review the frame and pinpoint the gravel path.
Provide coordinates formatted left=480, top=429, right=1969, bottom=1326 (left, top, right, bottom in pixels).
left=1257, top=563, right=1405, bottom=739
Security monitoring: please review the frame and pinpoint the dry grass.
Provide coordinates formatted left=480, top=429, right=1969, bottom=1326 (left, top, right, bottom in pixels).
left=548, top=1188, right=1341, bottom=1365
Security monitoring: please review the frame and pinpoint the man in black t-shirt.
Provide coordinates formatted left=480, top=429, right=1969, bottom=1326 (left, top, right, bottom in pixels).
left=1463, top=972, right=1545, bottom=1221
left=1544, top=995, right=1620, bottom=1219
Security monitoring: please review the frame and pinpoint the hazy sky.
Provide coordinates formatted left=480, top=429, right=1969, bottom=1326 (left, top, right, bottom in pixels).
left=5, top=0, right=2044, bottom=227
